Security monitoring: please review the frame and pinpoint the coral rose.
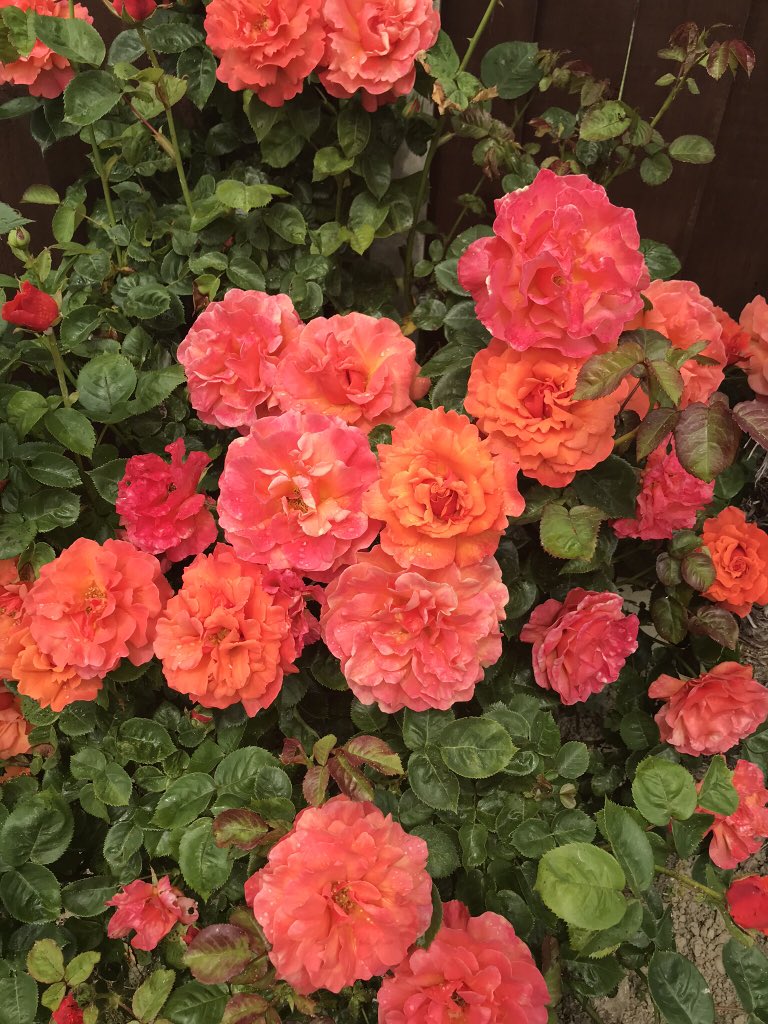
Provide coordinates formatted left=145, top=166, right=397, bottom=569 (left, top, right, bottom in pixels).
left=727, top=875, right=768, bottom=935
left=521, top=589, right=638, bottom=705
left=153, top=544, right=297, bottom=715
left=11, top=630, right=102, bottom=712
left=0, top=0, right=92, bottom=98
left=0, top=559, right=28, bottom=678
left=117, top=438, right=217, bottom=562
left=321, top=549, right=507, bottom=713
left=740, top=294, right=768, bottom=395
left=0, top=688, right=30, bottom=758
left=320, top=0, right=439, bottom=112
left=649, top=663, right=768, bottom=756
left=218, top=410, right=380, bottom=579
left=465, top=340, right=623, bottom=488
left=1, top=281, right=59, bottom=331
left=701, top=506, right=768, bottom=617
left=204, top=0, right=325, bottom=105
left=612, top=441, right=713, bottom=540
left=274, top=313, right=429, bottom=432
left=378, top=900, right=550, bottom=1024
left=106, top=876, right=198, bottom=951
left=20, top=537, right=169, bottom=681
left=365, top=406, right=523, bottom=570
left=714, top=304, right=750, bottom=365
left=245, top=795, right=432, bottom=994
left=52, top=993, right=84, bottom=1024
left=704, top=760, right=768, bottom=870
left=458, top=169, right=648, bottom=357
left=177, top=289, right=302, bottom=430
left=262, top=568, right=323, bottom=656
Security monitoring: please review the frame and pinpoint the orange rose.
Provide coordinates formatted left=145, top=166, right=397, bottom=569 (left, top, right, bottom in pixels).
left=740, top=295, right=768, bottom=396
left=702, top=506, right=768, bottom=617
left=0, top=559, right=27, bottom=678
left=364, top=407, right=523, bottom=569
left=465, top=340, right=622, bottom=488
left=12, top=629, right=102, bottom=712
left=0, top=689, right=30, bottom=759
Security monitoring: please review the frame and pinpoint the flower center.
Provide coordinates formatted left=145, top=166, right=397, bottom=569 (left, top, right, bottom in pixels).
left=429, top=482, right=463, bottom=520
left=286, top=490, right=310, bottom=514
left=83, top=583, right=107, bottom=617
left=330, top=882, right=355, bottom=913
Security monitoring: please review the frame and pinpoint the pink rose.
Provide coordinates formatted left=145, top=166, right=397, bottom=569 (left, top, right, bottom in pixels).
left=0, top=689, right=31, bottom=759
left=218, top=410, right=381, bottom=579
left=714, top=304, right=750, bottom=366
left=703, top=760, right=768, bottom=870
left=458, top=169, right=648, bottom=357
left=262, top=568, right=323, bottom=655
left=520, top=589, right=639, bottom=705
left=274, top=313, right=429, bottom=432
left=321, top=549, right=507, bottom=713
left=204, top=0, right=325, bottom=105
left=245, top=796, right=432, bottom=994
left=378, top=900, right=550, bottom=1024
left=612, top=441, right=714, bottom=540
left=0, top=0, right=92, bottom=98
left=177, top=289, right=302, bottom=430
left=106, top=877, right=198, bottom=951
left=650, top=662, right=768, bottom=756
left=116, top=438, right=216, bottom=562
left=740, top=294, right=768, bottom=396
left=320, top=0, right=440, bottom=112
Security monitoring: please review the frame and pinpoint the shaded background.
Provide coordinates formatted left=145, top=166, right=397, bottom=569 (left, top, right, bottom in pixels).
left=1, top=0, right=767, bottom=314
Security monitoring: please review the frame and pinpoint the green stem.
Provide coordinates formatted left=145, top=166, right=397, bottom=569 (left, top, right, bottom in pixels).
left=87, top=127, right=123, bottom=265
left=444, top=174, right=486, bottom=247
left=458, top=0, right=501, bottom=73
left=654, top=865, right=724, bottom=903
left=613, top=426, right=639, bottom=449
left=617, top=378, right=643, bottom=416
left=650, top=70, right=688, bottom=130
left=46, top=332, right=72, bottom=408
left=618, top=0, right=641, bottom=103
left=136, top=26, right=194, bottom=217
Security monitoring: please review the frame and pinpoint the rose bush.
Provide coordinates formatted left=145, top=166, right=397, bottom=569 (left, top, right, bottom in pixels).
left=1, top=4, right=768, bottom=1024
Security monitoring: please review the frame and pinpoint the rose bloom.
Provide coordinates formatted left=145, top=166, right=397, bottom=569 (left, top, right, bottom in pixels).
left=378, top=900, right=550, bottom=1024
left=704, top=760, right=768, bottom=870
left=177, top=289, right=302, bottom=430
left=52, top=993, right=83, bottom=1024
left=10, top=629, right=102, bottom=712
left=1, top=281, right=59, bottom=331
left=274, top=313, right=429, bottom=433
left=106, top=876, right=198, bottom=951
left=727, top=875, right=768, bottom=935
left=701, top=506, right=768, bottom=617
left=20, top=537, right=169, bottom=681
left=321, top=549, right=507, bottom=713
left=465, top=340, right=622, bottom=488
left=262, top=568, right=323, bottom=655
left=218, top=410, right=380, bottom=579
left=740, top=294, right=768, bottom=396
left=245, top=796, right=432, bottom=994
left=113, top=0, right=156, bottom=18
left=153, top=544, right=298, bottom=716
left=365, top=407, right=523, bottom=570
left=0, top=559, right=28, bottom=678
left=458, top=170, right=648, bottom=358
left=0, top=0, right=92, bottom=98
left=320, top=0, right=439, bottom=111
left=650, top=663, right=768, bottom=756
left=612, top=441, right=714, bottom=540
left=714, top=304, right=750, bottom=366
left=204, top=0, right=325, bottom=105
left=116, top=438, right=217, bottom=562
left=520, top=589, right=639, bottom=705
left=0, top=689, right=30, bottom=758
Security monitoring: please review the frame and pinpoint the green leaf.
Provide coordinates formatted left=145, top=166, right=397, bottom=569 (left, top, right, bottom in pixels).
left=598, top=800, right=654, bottom=895
left=722, top=939, right=768, bottom=1016
left=62, top=876, right=116, bottom=918
left=411, top=824, right=461, bottom=878
left=0, top=974, right=38, bottom=1024
left=573, top=342, right=644, bottom=399
left=535, top=843, right=628, bottom=930
left=580, top=100, right=631, bottom=141
left=34, top=13, right=105, bottom=65
left=63, top=71, right=122, bottom=126
left=668, top=134, right=715, bottom=164
left=640, top=153, right=673, bottom=186
left=154, top=774, right=216, bottom=828
left=26, top=451, right=80, bottom=489
left=25, top=940, right=64, bottom=984
left=178, top=819, right=232, bottom=900
left=21, top=184, right=59, bottom=205
left=93, top=763, right=132, bottom=806
left=122, top=284, right=171, bottom=320
left=651, top=594, right=688, bottom=644
left=337, top=104, right=371, bottom=157
left=640, top=239, right=681, bottom=281
left=540, top=503, right=604, bottom=560
left=133, top=968, right=176, bottom=1024
left=671, top=813, right=714, bottom=860
left=0, top=791, right=73, bottom=866
left=184, top=925, right=254, bottom=985
left=7, top=391, right=49, bottom=437
left=149, top=21, right=203, bottom=52
left=636, top=408, right=679, bottom=460
left=64, top=951, right=100, bottom=986
left=0, top=201, right=31, bottom=233
left=87, top=458, right=126, bottom=504
left=119, top=718, right=175, bottom=762
left=458, top=822, right=488, bottom=869
left=44, top=408, right=95, bottom=456
left=573, top=456, right=638, bottom=518
left=674, top=398, right=741, bottom=482
left=632, top=757, right=697, bottom=826
left=648, top=951, right=714, bottom=1024
left=0, top=516, right=37, bottom=559
left=313, top=146, right=354, bottom=182
left=263, top=203, right=307, bottom=245
left=164, top=983, right=228, bottom=1024
left=697, top=755, right=738, bottom=815
left=177, top=47, right=217, bottom=109
left=554, top=741, right=590, bottom=779
left=77, top=354, right=137, bottom=417
left=408, top=751, right=459, bottom=812
left=439, top=717, right=516, bottom=778
left=215, top=179, right=286, bottom=213
left=480, top=41, right=542, bottom=99
left=402, top=709, right=454, bottom=750
left=0, top=864, right=61, bottom=923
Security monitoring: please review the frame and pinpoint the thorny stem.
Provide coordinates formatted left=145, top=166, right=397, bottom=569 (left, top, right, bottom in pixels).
left=618, top=0, right=641, bottom=103
left=654, top=865, right=724, bottom=902
left=613, top=426, right=639, bottom=449
left=402, top=0, right=501, bottom=302
left=617, top=378, right=643, bottom=416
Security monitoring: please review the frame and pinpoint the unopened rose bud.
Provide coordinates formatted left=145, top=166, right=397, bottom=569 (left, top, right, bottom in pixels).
left=7, top=227, right=30, bottom=251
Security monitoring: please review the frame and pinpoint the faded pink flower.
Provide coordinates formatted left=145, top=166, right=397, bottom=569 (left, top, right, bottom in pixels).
left=0, top=0, right=92, bottom=98
left=274, top=313, right=429, bottom=432
left=177, top=289, right=302, bottom=430
left=218, top=410, right=381, bottom=579
left=650, top=663, right=768, bottom=756
left=204, top=0, right=325, bottom=105
left=703, top=760, right=768, bottom=870
left=320, top=0, right=440, bottom=112
left=458, top=170, right=648, bottom=358
left=116, top=438, right=216, bottom=562
left=612, top=441, right=714, bottom=540
left=321, top=548, right=507, bottom=713
left=740, top=295, right=768, bottom=396
left=245, top=796, right=432, bottom=994
left=520, top=589, right=639, bottom=705
left=378, top=900, right=550, bottom=1024
left=106, top=876, right=198, bottom=951
left=262, top=568, right=323, bottom=655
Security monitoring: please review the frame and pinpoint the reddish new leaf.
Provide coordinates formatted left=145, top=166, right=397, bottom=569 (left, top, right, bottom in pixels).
left=280, top=737, right=309, bottom=765
left=212, top=809, right=269, bottom=850
left=688, top=606, right=739, bottom=649
left=636, top=408, right=678, bottom=460
left=303, top=764, right=330, bottom=806
left=733, top=399, right=768, bottom=450
left=674, top=397, right=741, bottom=481
left=228, top=907, right=269, bottom=953
left=184, top=925, right=254, bottom=984
left=680, top=550, right=716, bottom=592
left=328, top=752, right=375, bottom=801
left=343, top=735, right=403, bottom=776
left=222, top=994, right=269, bottom=1024
left=729, top=38, right=756, bottom=76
